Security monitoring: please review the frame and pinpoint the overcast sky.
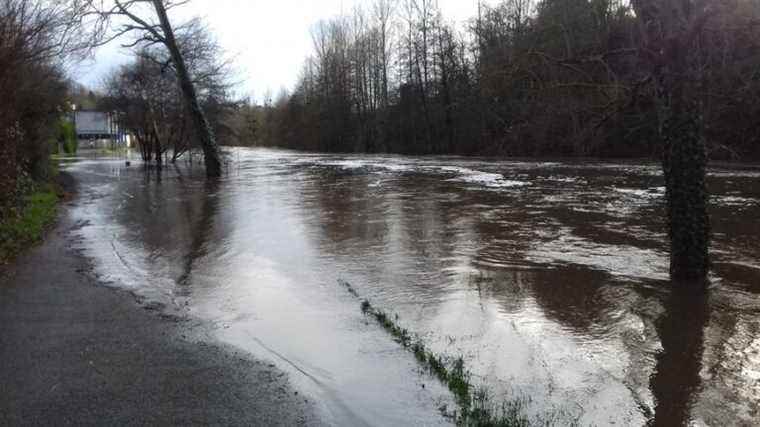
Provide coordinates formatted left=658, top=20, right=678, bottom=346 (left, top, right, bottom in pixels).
left=72, top=0, right=494, bottom=101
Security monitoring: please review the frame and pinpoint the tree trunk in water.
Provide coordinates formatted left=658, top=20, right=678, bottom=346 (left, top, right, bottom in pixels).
left=661, top=108, right=710, bottom=282
left=633, top=0, right=712, bottom=284
left=151, top=0, right=222, bottom=178
left=654, top=29, right=710, bottom=284
left=628, top=0, right=712, bottom=285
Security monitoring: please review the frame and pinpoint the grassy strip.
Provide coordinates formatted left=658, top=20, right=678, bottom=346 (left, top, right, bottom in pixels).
left=340, top=280, right=541, bottom=426
left=0, top=185, right=59, bottom=263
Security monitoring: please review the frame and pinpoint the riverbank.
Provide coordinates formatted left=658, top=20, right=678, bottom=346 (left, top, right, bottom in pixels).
left=0, top=171, right=319, bottom=426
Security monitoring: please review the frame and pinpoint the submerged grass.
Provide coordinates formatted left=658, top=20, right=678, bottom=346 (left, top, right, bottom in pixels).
left=343, top=280, right=562, bottom=426
left=0, top=185, right=59, bottom=263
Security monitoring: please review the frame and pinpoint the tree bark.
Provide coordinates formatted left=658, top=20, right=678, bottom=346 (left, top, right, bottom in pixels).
left=0, top=123, right=19, bottom=212
left=151, top=0, right=222, bottom=177
left=661, top=103, right=710, bottom=282
left=634, top=0, right=711, bottom=284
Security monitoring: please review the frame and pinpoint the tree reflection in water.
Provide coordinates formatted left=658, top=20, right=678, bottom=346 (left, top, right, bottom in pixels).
left=650, top=285, right=710, bottom=426
left=177, top=179, right=220, bottom=288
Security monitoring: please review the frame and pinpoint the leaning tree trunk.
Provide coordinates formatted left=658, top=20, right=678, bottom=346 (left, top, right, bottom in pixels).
left=151, top=0, right=222, bottom=178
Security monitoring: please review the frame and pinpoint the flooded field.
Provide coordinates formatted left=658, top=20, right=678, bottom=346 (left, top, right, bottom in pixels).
left=64, top=148, right=760, bottom=426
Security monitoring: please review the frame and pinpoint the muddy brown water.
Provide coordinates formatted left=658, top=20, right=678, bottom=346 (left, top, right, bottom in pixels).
left=63, top=148, right=760, bottom=426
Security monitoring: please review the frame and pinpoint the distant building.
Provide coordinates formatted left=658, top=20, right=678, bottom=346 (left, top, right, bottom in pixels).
left=74, top=111, right=129, bottom=148
left=75, top=111, right=113, bottom=139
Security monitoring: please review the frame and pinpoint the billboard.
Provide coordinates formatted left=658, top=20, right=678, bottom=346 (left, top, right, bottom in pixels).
left=75, top=111, right=113, bottom=138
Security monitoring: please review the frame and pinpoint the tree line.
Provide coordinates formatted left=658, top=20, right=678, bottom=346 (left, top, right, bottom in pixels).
left=253, top=0, right=755, bottom=281
left=254, top=0, right=760, bottom=163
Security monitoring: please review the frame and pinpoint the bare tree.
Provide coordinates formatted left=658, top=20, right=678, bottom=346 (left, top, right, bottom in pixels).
left=101, top=19, right=233, bottom=166
left=372, top=0, right=395, bottom=109
left=101, top=54, right=183, bottom=163
left=86, top=0, right=223, bottom=177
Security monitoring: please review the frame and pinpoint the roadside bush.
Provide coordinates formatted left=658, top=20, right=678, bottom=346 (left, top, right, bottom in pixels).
left=0, top=185, right=58, bottom=263
left=1, top=0, right=86, bottom=187
left=57, top=119, right=78, bottom=155
left=0, top=0, right=88, bottom=257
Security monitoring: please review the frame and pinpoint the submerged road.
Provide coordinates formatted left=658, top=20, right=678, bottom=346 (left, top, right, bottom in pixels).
left=0, top=173, right=319, bottom=426
left=4, top=149, right=759, bottom=426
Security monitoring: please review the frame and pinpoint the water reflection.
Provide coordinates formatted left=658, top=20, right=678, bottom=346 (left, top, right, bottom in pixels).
left=650, top=286, right=710, bottom=426
left=177, top=180, right=220, bottom=288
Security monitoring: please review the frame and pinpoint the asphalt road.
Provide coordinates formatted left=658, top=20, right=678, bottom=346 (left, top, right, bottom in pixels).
left=0, top=172, right=319, bottom=426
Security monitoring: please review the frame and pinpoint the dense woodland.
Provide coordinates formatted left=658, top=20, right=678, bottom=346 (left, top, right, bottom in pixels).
left=247, top=0, right=760, bottom=161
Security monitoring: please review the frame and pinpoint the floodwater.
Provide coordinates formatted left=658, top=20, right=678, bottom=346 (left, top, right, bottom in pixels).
left=63, top=148, right=760, bottom=426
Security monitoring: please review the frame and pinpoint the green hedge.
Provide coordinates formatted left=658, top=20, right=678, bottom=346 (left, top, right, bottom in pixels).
left=0, top=186, right=58, bottom=263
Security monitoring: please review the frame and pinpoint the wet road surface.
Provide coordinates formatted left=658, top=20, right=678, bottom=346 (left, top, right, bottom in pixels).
left=0, top=171, right=318, bottom=426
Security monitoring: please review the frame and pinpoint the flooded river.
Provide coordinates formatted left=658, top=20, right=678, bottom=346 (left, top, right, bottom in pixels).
left=64, top=148, right=760, bottom=426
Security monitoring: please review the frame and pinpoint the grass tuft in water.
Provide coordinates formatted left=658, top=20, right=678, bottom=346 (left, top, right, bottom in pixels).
left=339, top=279, right=360, bottom=297
left=340, top=280, right=554, bottom=426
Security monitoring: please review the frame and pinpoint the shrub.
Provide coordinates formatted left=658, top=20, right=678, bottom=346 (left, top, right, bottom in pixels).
left=0, top=185, right=58, bottom=262
left=57, top=119, right=77, bottom=155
